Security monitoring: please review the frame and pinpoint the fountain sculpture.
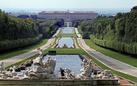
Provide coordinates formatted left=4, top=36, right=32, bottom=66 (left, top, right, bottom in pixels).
left=0, top=48, right=119, bottom=85
left=75, top=59, right=93, bottom=79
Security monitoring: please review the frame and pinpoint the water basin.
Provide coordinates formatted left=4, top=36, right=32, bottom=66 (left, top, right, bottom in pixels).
left=43, top=55, right=83, bottom=75
left=17, top=55, right=83, bottom=76
left=56, top=37, right=74, bottom=48
left=62, top=28, right=73, bottom=34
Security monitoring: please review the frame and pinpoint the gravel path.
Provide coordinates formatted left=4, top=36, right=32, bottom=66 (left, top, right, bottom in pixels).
left=75, top=28, right=137, bottom=77
left=1, top=28, right=61, bottom=67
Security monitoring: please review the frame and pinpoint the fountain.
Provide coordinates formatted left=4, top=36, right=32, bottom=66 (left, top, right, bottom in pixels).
left=56, top=37, right=75, bottom=48
left=0, top=48, right=119, bottom=85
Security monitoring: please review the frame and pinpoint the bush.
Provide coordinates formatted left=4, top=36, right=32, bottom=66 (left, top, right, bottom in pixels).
left=90, top=34, right=137, bottom=55
left=0, top=34, right=42, bottom=51
left=82, top=32, right=90, bottom=39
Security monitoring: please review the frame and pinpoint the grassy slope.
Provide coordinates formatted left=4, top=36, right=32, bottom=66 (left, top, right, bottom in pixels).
left=6, top=54, right=39, bottom=69
left=0, top=39, right=48, bottom=60
left=84, top=39, right=137, bottom=67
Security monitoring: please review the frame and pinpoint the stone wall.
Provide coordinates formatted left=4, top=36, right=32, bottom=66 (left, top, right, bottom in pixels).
left=0, top=79, right=119, bottom=85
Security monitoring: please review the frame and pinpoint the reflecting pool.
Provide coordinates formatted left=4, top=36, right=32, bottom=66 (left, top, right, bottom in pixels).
left=17, top=55, right=83, bottom=76
left=62, top=28, right=73, bottom=34
left=43, top=55, right=83, bottom=75
left=56, top=37, right=74, bottom=48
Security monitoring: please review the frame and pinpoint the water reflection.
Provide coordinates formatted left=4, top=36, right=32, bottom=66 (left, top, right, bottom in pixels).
left=17, top=55, right=83, bottom=76
left=44, top=55, right=83, bottom=76
left=56, top=37, right=74, bottom=48
left=62, top=28, right=73, bottom=34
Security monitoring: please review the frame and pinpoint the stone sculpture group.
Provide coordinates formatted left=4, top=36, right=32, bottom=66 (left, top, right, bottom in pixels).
left=0, top=48, right=117, bottom=80
left=23, top=56, right=57, bottom=80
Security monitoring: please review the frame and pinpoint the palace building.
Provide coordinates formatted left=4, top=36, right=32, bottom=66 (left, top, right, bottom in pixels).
left=38, top=10, right=98, bottom=22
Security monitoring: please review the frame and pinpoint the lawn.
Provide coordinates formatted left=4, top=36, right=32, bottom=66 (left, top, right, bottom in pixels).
left=84, top=39, right=137, bottom=67
left=7, top=41, right=137, bottom=83
left=0, top=39, right=48, bottom=60
left=6, top=45, right=137, bottom=83
left=86, top=53, right=137, bottom=83
left=59, top=34, right=77, bottom=37
left=46, top=31, right=137, bottom=83
left=64, top=22, right=67, bottom=27
left=3, top=26, right=137, bottom=86
left=6, top=54, right=39, bottom=69
left=56, top=27, right=77, bottom=37
left=69, top=22, right=72, bottom=27
left=64, top=22, right=72, bottom=27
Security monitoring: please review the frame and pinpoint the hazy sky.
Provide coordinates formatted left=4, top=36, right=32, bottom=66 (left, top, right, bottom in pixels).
left=0, top=0, right=137, bottom=9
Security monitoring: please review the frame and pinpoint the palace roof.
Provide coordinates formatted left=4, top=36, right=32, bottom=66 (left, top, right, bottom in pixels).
left=39, top=11, right=98, bottom=14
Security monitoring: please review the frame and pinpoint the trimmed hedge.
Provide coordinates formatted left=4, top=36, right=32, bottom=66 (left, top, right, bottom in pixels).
left=90, top=34, right=137, bottom=55
left=0, top=34, right=43, bottom=51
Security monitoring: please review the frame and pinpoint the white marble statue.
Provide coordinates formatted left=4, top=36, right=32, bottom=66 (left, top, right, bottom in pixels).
left=96, top=70, right=116, bottom=79
left=76, top=60, right=93, bottom=79
left=33, top=56, right=45, bottom=73
left=11, top=66, right=17, bottom=76
left=81, top=59, right=87, bottom=71
left=37, top=48, right=45, bottom=56
left=0, top=62, right=5, bottom=73
left=45, top=56, right=56, bottom=74
left=23, top=56, right=57, bottom=80
left=64, top=68, right=75, bottom=79
left=0, top=49, right=58, bottom=80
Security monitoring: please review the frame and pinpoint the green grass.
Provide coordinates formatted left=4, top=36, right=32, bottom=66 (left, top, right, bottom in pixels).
left=1, top=85, right=90, bottom=86
left=45, top=47, right=85, bottom=55
left=77, top=27, right=83, bottom=35
left=3, top=27, right=137, bottom=85
left=0, top=39, right=48, bottom=60
left=69, top=22, right=72, bottom=27
left=60, top=34, right=77, bottom=37
left=45, top=44, right=137, bottom=83
left=1, top=85, right=56, bottom=86
left=64, top=22, right=67, bottom=27
left=84, top=39, right=137, bottom=67
left=48, top=28, right=81, bottom=54
left=57, top=27, right=77, bottom=37
left=86, top=53, right=137, bottom=83
left=5, top=45, right=137, bottom=84
left=46, top=37, right=83, bottom=54
left=64, top=22, right=72, bottom=27
left=49, top=32, right=137, bottom=83
left=56, top=28, right=62, bottom=36
left=76, top=28, right=137, bottom=82
left=6, top=54, right=39, bottom=69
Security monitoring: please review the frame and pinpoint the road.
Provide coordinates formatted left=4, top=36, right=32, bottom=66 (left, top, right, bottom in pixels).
left=75, top=28, right=137, bottom=77
left=1, top=28, right=61, bottom=67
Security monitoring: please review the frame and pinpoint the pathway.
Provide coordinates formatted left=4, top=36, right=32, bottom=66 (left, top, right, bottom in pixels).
left=1, top=28, right=61, bottom=67
left=75, top=28, right=137, bottom=77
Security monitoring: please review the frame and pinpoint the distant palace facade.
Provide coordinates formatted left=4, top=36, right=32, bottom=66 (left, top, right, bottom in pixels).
left=38, top=10, right=98, bottom=22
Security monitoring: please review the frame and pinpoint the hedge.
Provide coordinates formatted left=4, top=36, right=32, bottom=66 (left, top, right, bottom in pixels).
left=90, top=34, right=137, bottom=55
left=0, top=34, right=43, bottom=51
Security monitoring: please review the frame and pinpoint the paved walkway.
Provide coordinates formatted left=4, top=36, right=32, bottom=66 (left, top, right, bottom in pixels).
left=1, top=28, right=61, bottom=67
left=75, top=28, right=137, bottom=77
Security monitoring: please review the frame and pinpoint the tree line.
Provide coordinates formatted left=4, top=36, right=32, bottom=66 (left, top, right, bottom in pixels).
left=76, top=6, right=137, bottom=55
left=0, top=9, right=64, bottom=51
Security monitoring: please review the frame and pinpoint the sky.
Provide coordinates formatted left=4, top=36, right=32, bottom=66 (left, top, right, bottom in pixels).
left=0, top=0, right=137, bottom=9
